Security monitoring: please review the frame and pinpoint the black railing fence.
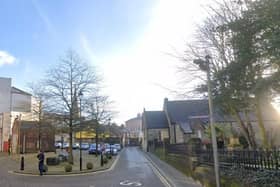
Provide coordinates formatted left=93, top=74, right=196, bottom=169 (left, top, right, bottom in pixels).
left=150, top=141, right=280, bottom=171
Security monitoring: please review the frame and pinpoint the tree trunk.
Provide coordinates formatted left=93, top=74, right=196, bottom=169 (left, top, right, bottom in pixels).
left=231, top=107, right=254, bottom=149
left=95, top=124, right=99, bottom=157
left=68, top=118, right=74, bottom=164
left=255, top=96, right=269, bottom=148
left=244, top=111, right=257, bottom=149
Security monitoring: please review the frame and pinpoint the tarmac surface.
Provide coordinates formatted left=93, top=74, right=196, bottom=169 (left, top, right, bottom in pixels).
left=0, top=147, right=167, bottom=187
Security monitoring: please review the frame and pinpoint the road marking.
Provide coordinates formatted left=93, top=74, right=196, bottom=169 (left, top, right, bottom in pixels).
left=141, top=152, right=172, bottom=187
left=120, top=180, right=142, bottom=186
left=148, top=162, right=172, bottom=187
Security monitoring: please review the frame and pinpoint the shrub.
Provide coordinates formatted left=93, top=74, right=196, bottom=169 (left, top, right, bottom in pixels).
left=64, top=164, right=72, bottom=172
left=107, top=154, right=112, bottom=159
left=43, top=165, right=48, bottom=172
left=103, top=157, right=108, bottom=164
left=86, top=162, right=93, bottom=170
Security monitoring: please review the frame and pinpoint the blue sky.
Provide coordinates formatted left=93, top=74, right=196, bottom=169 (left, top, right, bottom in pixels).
left=0, top=0, right=156, bottom=83
left=0, top=0, right=207, bottom=123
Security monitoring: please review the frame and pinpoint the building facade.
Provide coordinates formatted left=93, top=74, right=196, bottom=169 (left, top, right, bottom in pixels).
left=0, top=77, right=38, bottom=152
left=125, top=114, right=142, bottom=145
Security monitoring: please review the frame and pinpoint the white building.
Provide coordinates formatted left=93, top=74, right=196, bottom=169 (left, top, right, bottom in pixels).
left=125, top=114, right=143, bottom=145
left=0, top=77, right=38, bottom=152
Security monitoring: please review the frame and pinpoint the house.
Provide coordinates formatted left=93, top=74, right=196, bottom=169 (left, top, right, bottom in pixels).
left=142, top=97, right=280, bottom=149
left=125, top=114, right=142, bottom=145
left=142, top=110, right=169, bottom=151
left=163, top=98, right=235, bottom=144
left=0, top=77, right=39, bottom=152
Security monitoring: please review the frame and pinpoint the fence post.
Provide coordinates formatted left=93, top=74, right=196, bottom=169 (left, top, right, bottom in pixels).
left=275, top=150, right=279, bottom=171
left=254, top=150, right=258, bottom=170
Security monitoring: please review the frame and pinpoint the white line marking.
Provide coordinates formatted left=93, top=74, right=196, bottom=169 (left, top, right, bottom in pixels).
left=120, top=180, right=142, bottom=186
left=148, top=162, right=172, bottom=187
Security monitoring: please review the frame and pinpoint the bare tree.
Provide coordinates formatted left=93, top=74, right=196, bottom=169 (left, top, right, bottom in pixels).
left=84, top=92, right=115, bottom=156
left=27, top=82, right=53, bottom=150
left=179, top=0, right=259, bottom=148
left=43, top=49, right=99, bottom=164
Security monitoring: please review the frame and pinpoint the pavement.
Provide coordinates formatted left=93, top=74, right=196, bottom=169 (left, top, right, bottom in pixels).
left=12, top=150, right=113, bottom=174
left=143, top=151, right=202, bottom=187
left=0, top=147, right=202, bottom=187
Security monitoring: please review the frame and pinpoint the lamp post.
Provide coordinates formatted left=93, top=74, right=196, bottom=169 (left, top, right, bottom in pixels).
left=193, top=55, right=220, bottom=187
left=108, top=118, right=112, bottom=154
left=78, top=91, right=83, bottom=171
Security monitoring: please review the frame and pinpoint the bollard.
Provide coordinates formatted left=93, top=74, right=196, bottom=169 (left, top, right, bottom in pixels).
left=20, top=156, right=24, bottom=170
left=101, top=153, right=103, bottom=167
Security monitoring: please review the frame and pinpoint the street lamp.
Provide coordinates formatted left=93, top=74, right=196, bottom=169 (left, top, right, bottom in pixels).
left=108, top=118, right=112, bottom=154
left=193, top=55, right=220, bottom=187
left=78, top=90, right=83, bottom=171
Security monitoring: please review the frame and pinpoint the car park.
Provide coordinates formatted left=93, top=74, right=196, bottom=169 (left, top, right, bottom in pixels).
left=63, top=142, right=69, bottom=148
left=105, top=144, right=118, bottom=155
left=80, top=143, right=89, bottom=150
left=72, top=143, right=80, bottom=149
left=88, top=143, right=101, bottom=154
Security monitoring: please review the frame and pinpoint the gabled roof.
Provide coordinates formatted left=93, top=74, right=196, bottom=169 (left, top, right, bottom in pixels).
left=164, top=98, right=280, bottom=134
left=164, top=99, right=234, bottom=133
left=11, top=87, right=32, bottom=96
left=143, top=111, right=168, bottom=129
left=165, top=99, right=210, bottom=124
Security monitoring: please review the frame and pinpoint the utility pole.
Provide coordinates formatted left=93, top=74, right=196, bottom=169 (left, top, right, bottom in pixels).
left=194, top=55, right=220, bottom=187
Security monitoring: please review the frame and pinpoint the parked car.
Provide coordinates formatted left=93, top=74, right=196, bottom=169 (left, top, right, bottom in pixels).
left=72, top=143, right=80, bottom=149
left=55, top=142, right=62, bottom=148
left=63, top=142, right=69, bottom=148
left=58, top=150, right=69, bottom=162
left=80, top=143, right=89, bottom=150
left=114, top=144, right=121, bottom=151
left=105, top=144, right=118, bottom=155
left=88, top=143, right=101, bottom=154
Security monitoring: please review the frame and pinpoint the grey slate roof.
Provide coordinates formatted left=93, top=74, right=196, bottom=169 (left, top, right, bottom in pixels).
left=165, top=99, right=233, bottom=133
left=165, top=99, right=280, bottom=133
left=144, top=111, right=169, bottom=129
left=165, top=99, right=209, bottom=123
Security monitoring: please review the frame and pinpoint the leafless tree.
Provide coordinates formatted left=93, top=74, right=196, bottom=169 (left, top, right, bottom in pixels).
left=43, top=49, right=99, bottom=164
left=83, top=91, right=116, bottom=155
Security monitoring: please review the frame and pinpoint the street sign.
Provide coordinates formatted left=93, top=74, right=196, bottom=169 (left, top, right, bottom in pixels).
left=120, top=180, right=142, bottom=186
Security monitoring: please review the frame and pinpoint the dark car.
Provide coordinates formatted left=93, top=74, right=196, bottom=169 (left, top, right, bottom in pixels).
left=88, top=143, right=101, bottom=154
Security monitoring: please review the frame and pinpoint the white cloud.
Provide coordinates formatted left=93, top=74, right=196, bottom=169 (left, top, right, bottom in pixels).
left=0, top=50, right=16, bottom=66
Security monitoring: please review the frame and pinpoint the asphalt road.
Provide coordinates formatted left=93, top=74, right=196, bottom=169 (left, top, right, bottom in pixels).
left=0, top=147, right=166, bottom=187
